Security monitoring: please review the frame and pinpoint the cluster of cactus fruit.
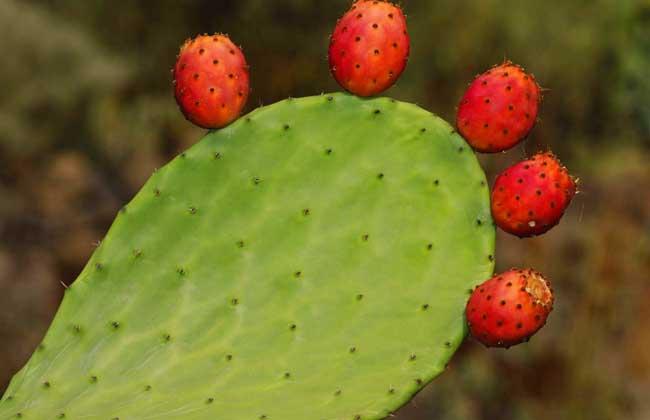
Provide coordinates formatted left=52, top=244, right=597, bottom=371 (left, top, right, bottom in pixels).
left=0, top=1, right=575, bottom=419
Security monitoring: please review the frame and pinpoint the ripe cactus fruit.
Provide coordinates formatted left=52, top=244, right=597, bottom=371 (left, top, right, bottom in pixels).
left=491, top=152, right=576, bottom=237
left=329, top=0, right=410, bottom=97
left=466, top=269, right=554, bottom=348
left=0, top=94, right=494, bottom=419
left=173, top=34, right=249, bottom=129
left=456, top=61, right=541, bottom=153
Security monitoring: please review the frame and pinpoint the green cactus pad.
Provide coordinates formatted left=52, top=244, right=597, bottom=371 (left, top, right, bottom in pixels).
left=1, top=93, right=494, bottom=420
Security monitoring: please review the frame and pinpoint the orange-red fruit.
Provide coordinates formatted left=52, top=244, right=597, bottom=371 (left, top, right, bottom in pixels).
left=492, top=152, right=576, bottom=237
left=466, top=269, right=554, bottom=348
left=173, top=34, right=249, bottom=129
left=457, top=61, right=541, bottom=153
left=328, top=0, right=410, bottom=97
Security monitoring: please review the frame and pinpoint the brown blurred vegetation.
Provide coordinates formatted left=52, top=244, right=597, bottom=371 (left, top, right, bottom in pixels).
left=1, top=0, right=649, bottom=419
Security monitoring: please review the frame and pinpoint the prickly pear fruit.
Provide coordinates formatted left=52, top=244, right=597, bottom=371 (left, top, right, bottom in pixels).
left=466, top=269, right=553, bottom=348
left=491, top=152, right=576, bottom=237
left=173, top=34, right=249, bottom=129
left=457, top=61, right=541, bottom=153
left=329, top=0, right=409, bottom=97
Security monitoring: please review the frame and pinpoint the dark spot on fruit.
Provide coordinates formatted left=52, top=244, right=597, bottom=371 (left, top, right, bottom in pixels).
left=509, top=105, right=514, bottom=111
left=482, top=314, right=487, bottom=320
left=506, top=85, right=512, bottom=91
left=482, top=80, right=488, bottom=86
left=541, top=173, right=546, bottom=178
left=355, top=64, right=361, bottom=69
left=357, top=13, right=363, bottom=19
left=392, top=42, right=398, bottom=48
left=524, top=165, right=530, bottom=169
left=503, top=129, right=509, bottom=135
left=517, top=304, right=522, bottom=309
left=199, top=48, right=205, bottom=55
left=484, top=98, right=490, bottom=104
left=500, top=300, right=506, bottom=306
left=194, top=101, right=200, bottom=107
left=356, top=36, right=361, bottom=42
left=550, top=202, right=556, bottom=208
left=388, top=13, right=394, bottom=18
left=503, top=72, right=509, bottom=77
left=228, top=73, right=234, bottom=79
left=193, top=73, right=199, bottom=80
left=374, top=49, right=380, bottom=55
left=230, top=49, right=235, bottom=55
left=516, top=323, right=523, bottom=329
left=515, top=195, right=520, bottom=201
left=209, top=87, right=215, bottom=93
left=487, top=295, right=492, bottom=300
left=535, top=314, right=541, bottom=321
left=373, top=23, right=378, bottom=29
left=536, top=190, right=542, bottom=196
left=213, top=60, right=219, bottom=65
left=525, top=113, right=531, bottom=119
left=497, top=320, right=503, bottom=326
left=507, top=282, right=513, bottom=287
left=518, top=178, right=523, bottom=183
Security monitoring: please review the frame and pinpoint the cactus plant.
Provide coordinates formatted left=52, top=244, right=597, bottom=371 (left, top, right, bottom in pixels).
left=0, top=93, right=494, bottom=419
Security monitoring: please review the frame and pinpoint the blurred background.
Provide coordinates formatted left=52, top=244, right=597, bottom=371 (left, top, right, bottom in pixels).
left=0, top=0, right=648, bottom=419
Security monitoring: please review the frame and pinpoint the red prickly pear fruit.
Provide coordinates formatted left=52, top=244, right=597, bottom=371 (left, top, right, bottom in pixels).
left=173, top=34, right=249, bottom=129
left=328, top=0, right=410, bottom=97
left=491, top=152, right=576, bottom=237
left=466, top=269, right=554, bottom=348
left=456, top=61, right=541, bottom=153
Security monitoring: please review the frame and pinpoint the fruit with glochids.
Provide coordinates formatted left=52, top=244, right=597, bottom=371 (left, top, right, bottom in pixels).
left=173, top=33, right=249, bottom=129
left=491, top=151, right=577, bottom=237
left=457, top=61, right=541, bottom=153
left=466, top=269, right=554, bottom=348
left=329, top=0, right=410, bottom=97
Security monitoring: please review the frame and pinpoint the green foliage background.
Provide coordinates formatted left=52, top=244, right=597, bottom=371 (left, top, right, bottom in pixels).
left=0, top=1, right=648, bottom=419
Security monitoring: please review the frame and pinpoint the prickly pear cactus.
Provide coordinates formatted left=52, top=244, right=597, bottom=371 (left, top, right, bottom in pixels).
left=0, top=93, right=494, bottom=420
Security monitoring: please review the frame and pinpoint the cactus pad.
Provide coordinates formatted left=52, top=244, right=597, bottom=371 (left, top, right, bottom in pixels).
left=1, top=93, right=494, bottom=419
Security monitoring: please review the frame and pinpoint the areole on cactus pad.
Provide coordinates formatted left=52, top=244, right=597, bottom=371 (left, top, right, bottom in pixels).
left=0, top=94, right=494, bottom=419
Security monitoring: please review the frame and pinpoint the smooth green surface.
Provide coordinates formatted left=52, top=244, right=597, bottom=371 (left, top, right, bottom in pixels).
left=0, top=93, right=494, bottom=420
